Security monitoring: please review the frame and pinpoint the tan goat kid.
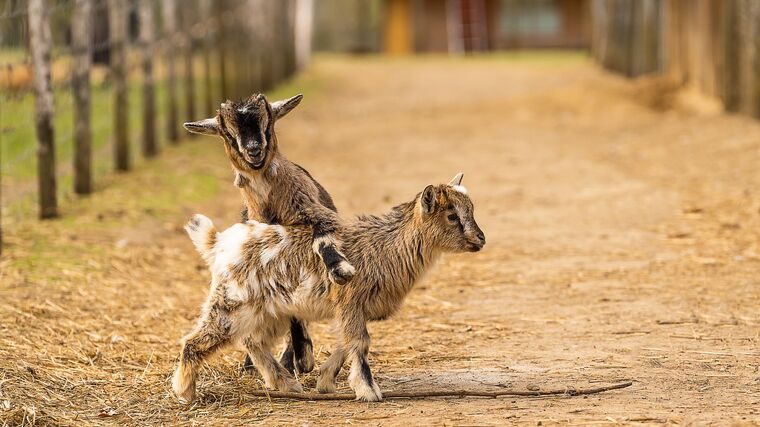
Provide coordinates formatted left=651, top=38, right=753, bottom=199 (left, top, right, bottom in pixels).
left=172, top=174, right=486, bottom=403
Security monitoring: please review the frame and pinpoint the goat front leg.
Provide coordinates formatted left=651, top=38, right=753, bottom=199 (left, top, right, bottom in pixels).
left=278, top=318, right=315, bottom=374
left=312, top=231, right=355, bottom=286
left=303, top=204, right=355, bottom=286
left=245, top=318, right=315, bottom=375
left=340, top=311, right=382, bottom=401
left=317, top=344, right=346, bottom=393
left=243, top=336, right=303, bottom=393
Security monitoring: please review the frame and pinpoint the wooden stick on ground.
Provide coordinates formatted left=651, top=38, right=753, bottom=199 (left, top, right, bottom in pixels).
left=246, top=381, right=633, bottom=401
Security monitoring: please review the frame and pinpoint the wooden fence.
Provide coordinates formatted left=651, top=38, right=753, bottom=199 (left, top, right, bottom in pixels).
left=590, top=0, right=760, bottom=117
left=0, top=0, right=312, bottom=255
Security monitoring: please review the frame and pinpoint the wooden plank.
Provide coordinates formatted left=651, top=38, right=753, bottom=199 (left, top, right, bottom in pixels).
left=162, top=0, right=179, bottom=143
left=72, top=0, right=93, bottom=194
left=139, top=0, right=158, bottom=157
left=109, top=0, right=130, bottom=170
left=28, top=0, right=58, bottom=218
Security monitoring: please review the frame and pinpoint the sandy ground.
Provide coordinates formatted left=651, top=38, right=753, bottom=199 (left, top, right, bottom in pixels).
left=1, top=55, right=759, bottom=425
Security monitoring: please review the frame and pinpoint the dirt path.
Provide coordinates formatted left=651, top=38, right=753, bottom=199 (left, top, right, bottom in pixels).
left=1, top=55, right=759, bottom=425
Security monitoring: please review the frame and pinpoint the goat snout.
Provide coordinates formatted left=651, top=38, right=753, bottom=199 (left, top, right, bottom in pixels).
left=248, top=147, right=262, bottom=158
left=466, top=230, right=485, bottom=252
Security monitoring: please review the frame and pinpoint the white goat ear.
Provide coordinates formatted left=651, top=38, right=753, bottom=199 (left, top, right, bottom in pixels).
left=271, top=94, right=303, bottom=120
left=183, top=118, right=219, bottom=136
left=420, top=185, right=437, bottom=214
left=448, top=172, right=464, bottom=186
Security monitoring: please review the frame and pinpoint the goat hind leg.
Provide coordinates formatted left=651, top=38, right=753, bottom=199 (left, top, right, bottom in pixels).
left=244, top=337, right=303, bottom=393
left=172, top=309, right=232, bottom=403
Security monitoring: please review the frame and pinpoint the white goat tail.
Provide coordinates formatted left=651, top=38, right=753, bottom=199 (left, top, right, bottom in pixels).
left=185, top=214, right=217, bottom=265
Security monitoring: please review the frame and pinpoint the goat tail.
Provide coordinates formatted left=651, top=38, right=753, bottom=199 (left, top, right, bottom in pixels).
left=185, top=214, right=217, bottom=265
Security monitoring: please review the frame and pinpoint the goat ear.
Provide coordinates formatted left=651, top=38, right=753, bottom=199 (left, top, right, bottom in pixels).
left=271, top=94, right=303, bottom=120
left=183, top=118, right=219, bottom=136
left=448, top=172, right=464, bottom=186
left=420, top=185, right=437, bottom=215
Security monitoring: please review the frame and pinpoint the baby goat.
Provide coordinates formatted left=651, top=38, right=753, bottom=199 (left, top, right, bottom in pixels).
left=184, top=93, right=346, bottom=375
left=172, top=173, right=485, bottom=403
left=183, top=93, right=355, bottom=287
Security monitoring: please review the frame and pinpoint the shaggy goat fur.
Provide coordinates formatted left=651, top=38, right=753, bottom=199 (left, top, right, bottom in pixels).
left=171, top=174, right=486, bottom=403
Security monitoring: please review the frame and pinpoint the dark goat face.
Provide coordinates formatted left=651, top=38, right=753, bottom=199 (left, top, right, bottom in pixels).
left=183, top=93, right=303, bottom=170
left=219, top=95, right=271, bottom=169
left=418, top=173, right=486, bottom=253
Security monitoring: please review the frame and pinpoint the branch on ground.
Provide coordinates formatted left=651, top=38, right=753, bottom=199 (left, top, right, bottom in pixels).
left=245, top=381, right=633, bottom=401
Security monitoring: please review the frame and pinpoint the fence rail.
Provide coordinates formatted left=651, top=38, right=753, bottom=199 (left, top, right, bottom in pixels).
left=0, top=0, right=312, bottom=255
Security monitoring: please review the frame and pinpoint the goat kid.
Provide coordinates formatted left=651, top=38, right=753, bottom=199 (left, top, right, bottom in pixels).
left=172, top=173, right=486, bottom=403
left=184, top=93, right=345, bottom=375
left=183, top=93, right=355, bottom=287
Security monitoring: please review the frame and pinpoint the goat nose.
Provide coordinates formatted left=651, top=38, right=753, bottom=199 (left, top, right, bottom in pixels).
left=248, top=147, right=262, bottom=157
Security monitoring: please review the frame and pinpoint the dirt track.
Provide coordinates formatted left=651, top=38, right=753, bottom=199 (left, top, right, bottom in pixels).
left=2, top=55, right=760, bottom=425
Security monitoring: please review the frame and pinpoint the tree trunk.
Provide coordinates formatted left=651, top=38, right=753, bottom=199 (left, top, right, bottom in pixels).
left=109, top=0, right=129, bottom=171
left=72, top=0, right=93, bottom=194
left=28, top=0, right=58, bottom=219
left=162, top=0, right=179, bottom=143
left=139, top=0, right=158, bottom=157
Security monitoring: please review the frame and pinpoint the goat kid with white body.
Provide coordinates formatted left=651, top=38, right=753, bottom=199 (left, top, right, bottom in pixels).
left=172, top=173, right=486, bottom=403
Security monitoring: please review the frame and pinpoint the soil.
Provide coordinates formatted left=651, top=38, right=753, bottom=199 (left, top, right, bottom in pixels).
left=1, top=55, right=759, bottom=425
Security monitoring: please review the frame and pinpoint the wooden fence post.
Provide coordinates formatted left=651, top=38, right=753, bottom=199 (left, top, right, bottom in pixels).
left=72, top=0, right=93, bottom=194
left=162, top=0, right=179, bottom=143
left=295, top=0, right=313, bottom=72
left=28, top=0, right=58, bottom=219
left=723, top=0, right=741, bottom=111
left=139, top=0, right=158, bottom=157
left=200, top=0, right=215, bottom=116
left=182, top=3, right=197, bottom=125
left=217, top=0, right=229, bottom=99
left=109, top=0, right=129, bottom=171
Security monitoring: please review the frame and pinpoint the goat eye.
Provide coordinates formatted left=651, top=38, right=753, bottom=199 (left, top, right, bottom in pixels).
left=447, top=213, right=458, bottom=222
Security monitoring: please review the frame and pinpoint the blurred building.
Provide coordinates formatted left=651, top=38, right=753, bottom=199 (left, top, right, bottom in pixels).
left=312, top=0, right=590, bottom=54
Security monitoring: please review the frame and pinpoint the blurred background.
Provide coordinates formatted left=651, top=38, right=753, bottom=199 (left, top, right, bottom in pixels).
left=3, top=0, right=758, bottom=240
left=3, top=2, right=760, bottom=424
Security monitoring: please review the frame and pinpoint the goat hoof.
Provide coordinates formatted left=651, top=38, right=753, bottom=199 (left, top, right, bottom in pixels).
left=295, top=352, right=315, bottom=374
left=173, top=383, right=196, bottom=404
left=329, top=260, right=356, bottom=285
left=353, top=382, right=383, bottom=402
left=242, top=355, right=257, bottom=374
left=280, top=355, right=296, bottom=374
left=281, top=378, right=304, bottom=393
left=316, top=377, right=337, bottom=394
